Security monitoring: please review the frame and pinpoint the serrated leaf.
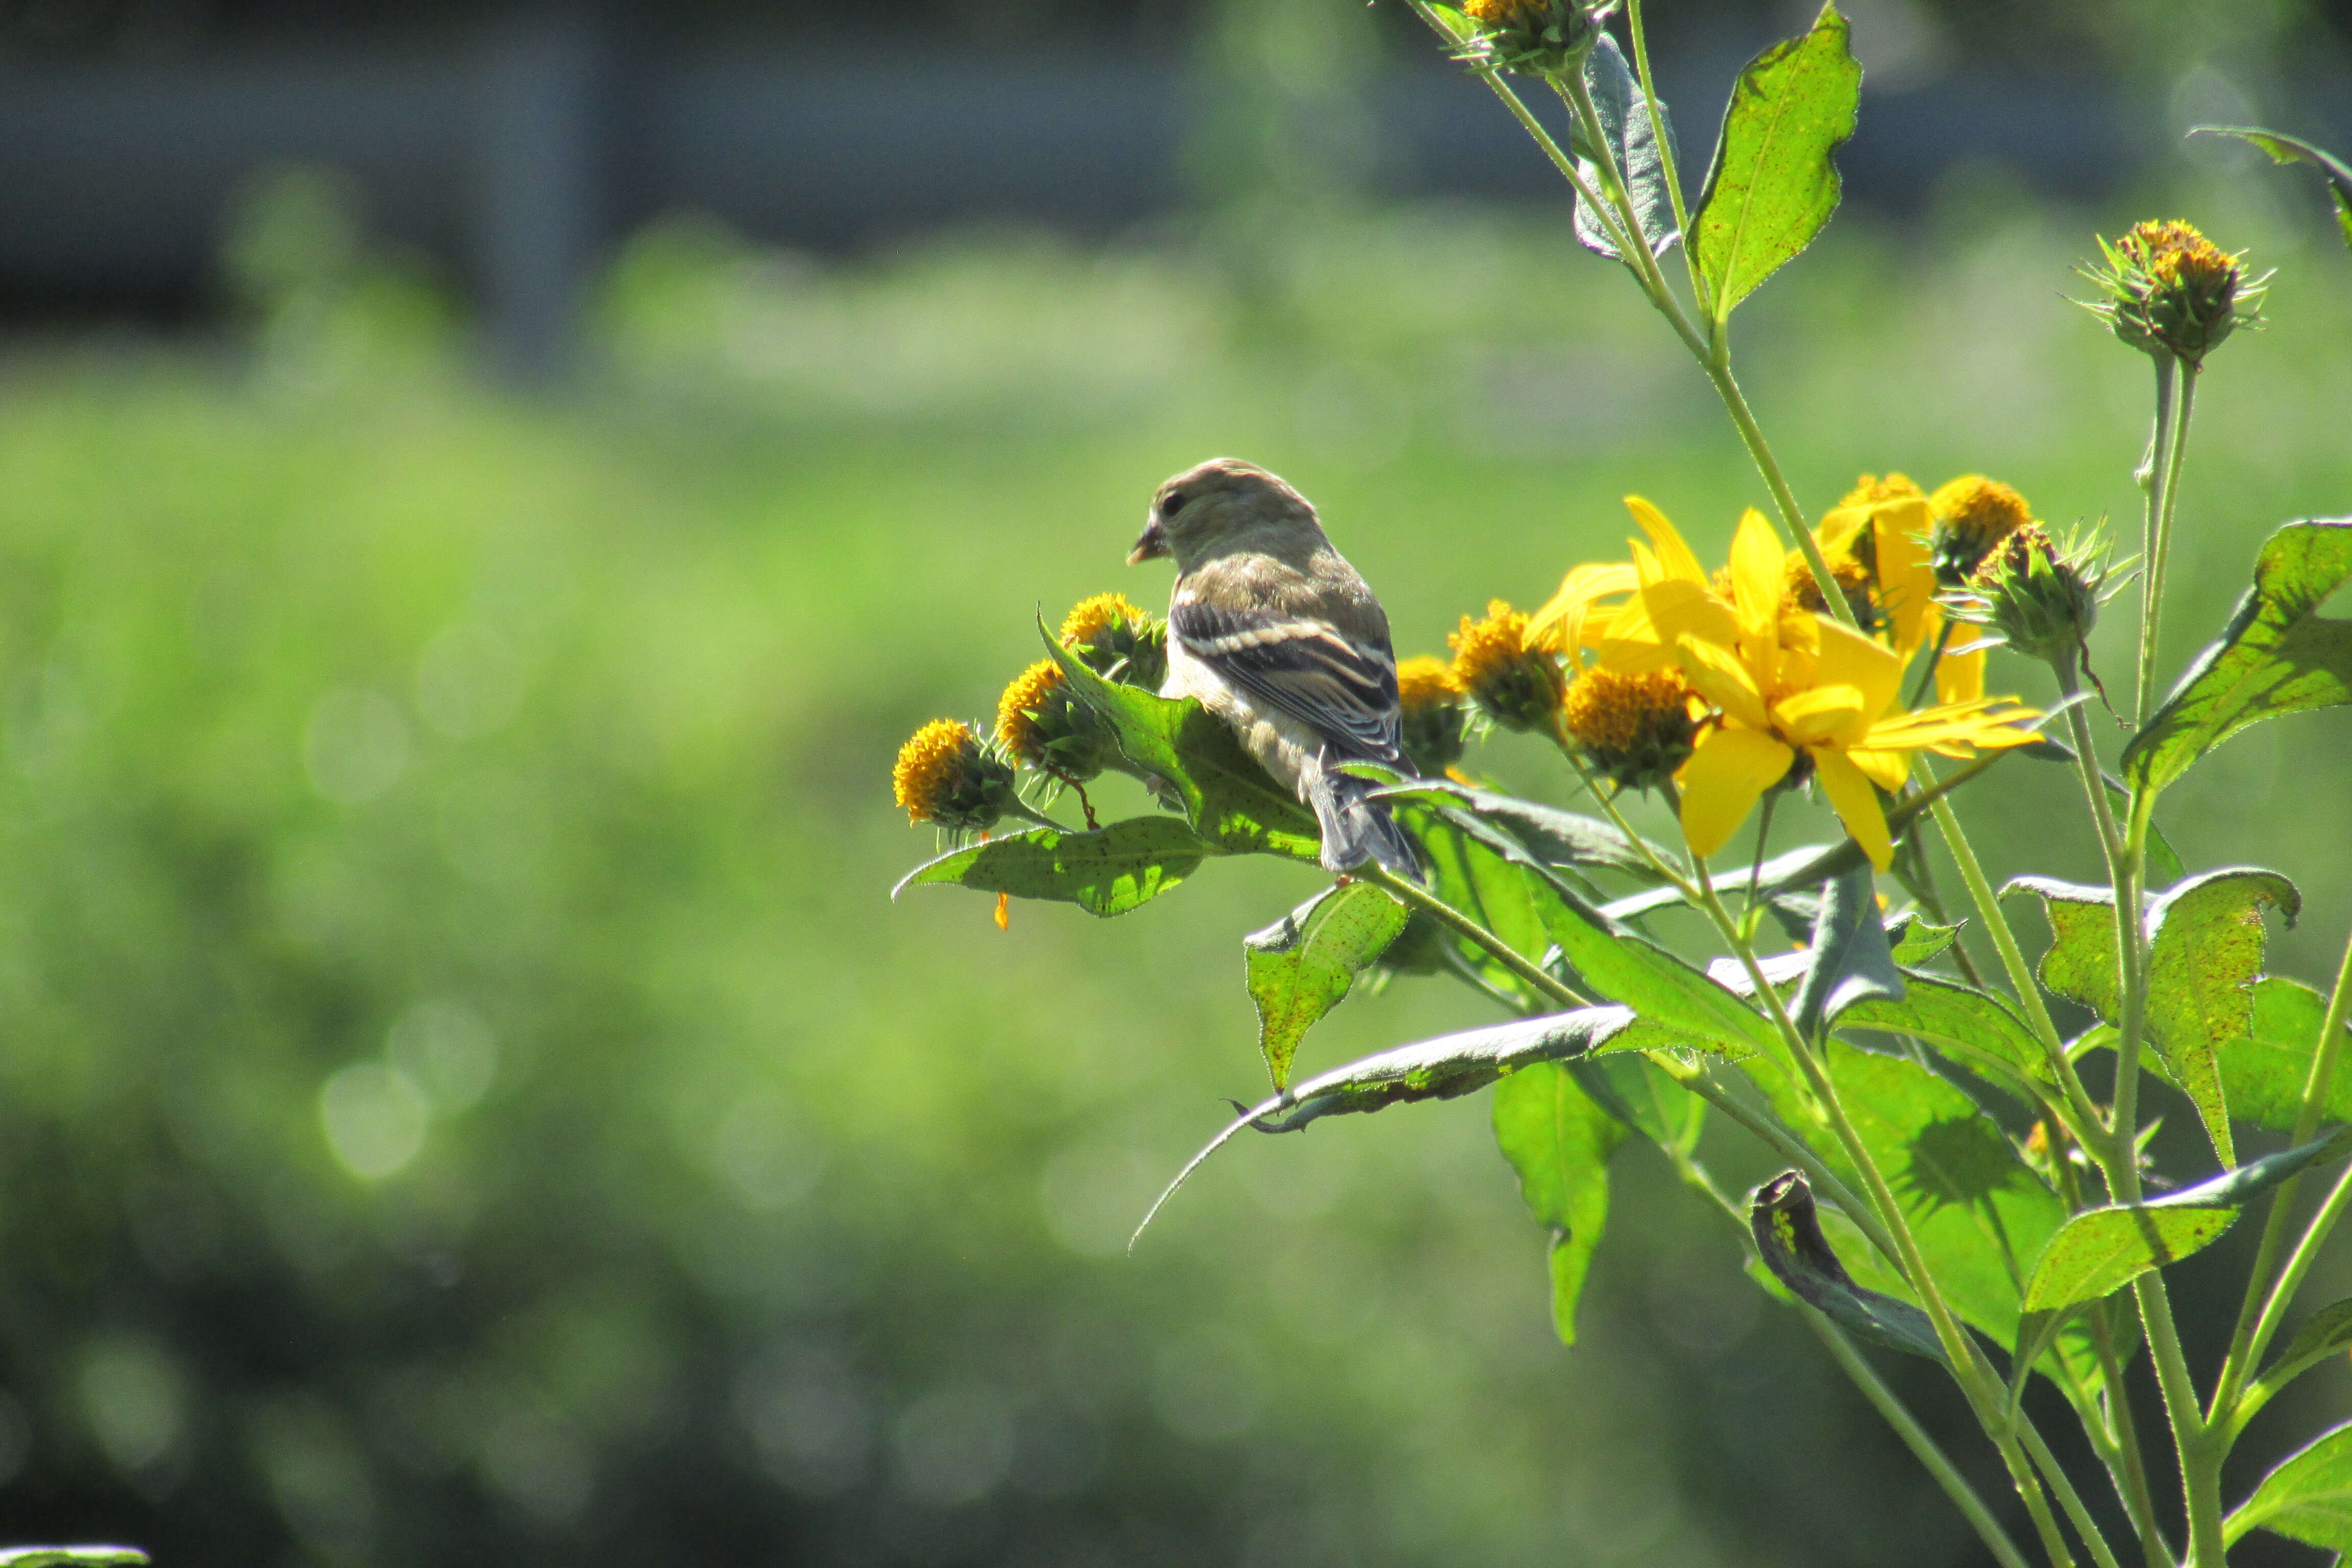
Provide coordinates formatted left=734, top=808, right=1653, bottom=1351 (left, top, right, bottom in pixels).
left=1840, top=973, right=2051, bottom=1095
left=2010, top=868, right=2303, bottom=1165
left=1791, top=863, right=1904, bottom=1040
left=1246, top=882, right=1410, bottom=1092
left=2228, top=1420, right=2352, bottom=1550
left=1690, top=2, right=1861, bottom=320
left=2021, top=1205, right=2237, bottom=1311
left=2123, top=520, right=2352, bottom=798
left=1496, top=1061, right=1627, bottom=1346
left=1751, top=1170, right=1946, bottom=1361
left=2195, top=125, right=2352, bottom=258
left=2247, top=1298, right=2352, bottom=1414
left=2220, top=975, right=2352, bottom=1133
left=1889, top=912, right=1964, bottom=967
left=1041, top=623, right=1322, bottom=861
left=1133, top=1004, right=1661, bottom=1242
left=0, top=1555, right=151, bottom=1567
left=1573, top=34, right=1681, bottom=262
left=895, top=816, right=1213, bottom=915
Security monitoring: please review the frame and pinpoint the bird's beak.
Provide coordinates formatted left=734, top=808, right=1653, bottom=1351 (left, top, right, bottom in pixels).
left=1127, top=518, right=1169, bottom=566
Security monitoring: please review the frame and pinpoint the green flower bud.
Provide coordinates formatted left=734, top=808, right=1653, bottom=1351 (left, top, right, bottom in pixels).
left=893, top=719, right=1023, bottom=833
left=1059, top=593, right=1167, bottom=691
left=1943, top=523, right=2116, bottom=668
left=996, top=660, right=1120, bottom=784
left=1460, top=0, right=1612, bottom=77
left=2080, top=220, right=2266, bottom=369
left=1450, top=600, right=1565, bottom=734
left=1396, top=655, right=1470, bottom=774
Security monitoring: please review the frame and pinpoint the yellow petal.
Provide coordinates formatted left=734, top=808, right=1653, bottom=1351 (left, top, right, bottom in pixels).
left=1811, top=617, right=1905, bottom=725
left=1643, top=575, right=1742, bottom=651
left=1937, top=644, right=1986, bottom=705
left=1625, top=496, right=1707, bottom=585
left=1675, top=631, right=1772, bottom=731
left=1596, top=587, right=1677, bottom=672
left=1811, top=746, right=1895, bottom=871
left=1865, top=698, right=2042, bottom=753
left=1676, top=726, right=1796, bottom=858
left=1729, top=507, right=1785, bottom=649
left=1773, top=683, right=1868, bottom=747
left=1527, top=561, right=1639, bottom=655
left=1847, top=746, right=1912, bottom=792
left=1867, top=497, right=1937, bottom=653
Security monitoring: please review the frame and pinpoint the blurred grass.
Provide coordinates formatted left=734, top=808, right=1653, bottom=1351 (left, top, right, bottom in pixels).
left=0, top=159, right=2347, bottom=1565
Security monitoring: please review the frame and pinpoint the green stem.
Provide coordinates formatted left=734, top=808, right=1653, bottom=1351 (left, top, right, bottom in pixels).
left=2088, top=1308, right=2173, bottom=1568
left=1686, top=862, right=2084, bottom=1567
left=1661, top=1062, right=1899, bottom=1267
left=1923, top=786, right=2107, bottom=1149
left=1653, top=1090, right=2037, bottom=1568
left=1359, top=862, right=1589, bottom=1012
left=2212, top=919, right=2352, bottom=1428
left=2134, top=358, right=2191, bottom=727
left=1623, top=0, right=1701, bottom=306
left=1813, top=1314, right=2038, bottom=1568
left=1701, top=345, right=1855, bottom=628
left=2224, top=1158, right=2352, bottom=1443
left=2020, top=1416, right=2128, bottom=1568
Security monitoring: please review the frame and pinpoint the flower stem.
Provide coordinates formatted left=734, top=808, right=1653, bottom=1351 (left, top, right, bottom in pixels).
left=1358, top=862, right=1588, bottom=1012
left=2133, top=358, right=2191, bottom=727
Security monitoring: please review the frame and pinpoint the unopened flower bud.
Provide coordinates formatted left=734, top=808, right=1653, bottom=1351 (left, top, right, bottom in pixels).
left=1929, top=475, right=2033, bottom=589
left=892, top=718, right=1021, bottom=832
left=996, top=659, right=1119, bottom=783
left=1560, top=666, right=1697, bottom=790
left=1451, top=599, right=1564, bottom=733
left=1058, top=593, right=1167, bottom=690
left=1460, top=0, right=1610, bottom=76
left=2081, top=220, right=2266, bottom=368
left=1396, top=655, right=1470, bottom=774
left=1945, top=523, right=2114, bottom=667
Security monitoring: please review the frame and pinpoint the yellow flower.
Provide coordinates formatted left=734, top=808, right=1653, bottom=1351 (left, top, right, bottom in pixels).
left=1560, top=666, right=1698, bottom=790
left=1840, top=473, right=1923, bottom=507
left=892, top=719, right=1020, bottom=831
left=1396, top=654, right=1469, bottom=773
left=1451, top=600, right=1564, bottom=731
left=995, top=660, right=1062, bottom=766
left=1929, top=475, right=2032, bottom=588
left=2082, top=219, right=2266, bottom=366
left=1058, top=592, right=1167, bottom=689
left=1615, top=509, right=2042, bottom=870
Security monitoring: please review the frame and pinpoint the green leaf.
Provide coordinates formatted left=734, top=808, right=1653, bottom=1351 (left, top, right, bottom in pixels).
left=0, top=1555, right=151, bottom=1568
left=2219, top=975, right=2352, bottom=1134
left=1749, top=1040, right=2062, bottom=1346
left=1749, top=1046, right=2052, bottom=1338
left=1041, top=623, right=1322, bottom=861
left=1750, top=1170, right=1946, bottom=1362
left=1398, top=800, right=1777, bottom=1057
left=1406, top=804, right=1556, bottom=1011
left=2194, top=125, right=2352, bottom=259
left=1573, top=34, right=1681, bottom=262
left=2150, top=1128, right=2352, bottom=1210
left=2010, top=868, right=2303, bottom=1165
left=1573, top=1053, right=1704, bottom=1155
left=2122, top=520, right=2352, bottom=798
left=1421, top=0, right=1476, bottom=45
left=2017, top=1134, right=2350, bottom=1313
left=2246, top=1298, right=2352, bottom=1415
left=2228, top=1420, right=2352, bottom=1550
left=1791, top=863, right=1904, bottom=1040
left=1840, top=973, right=2051, bottom=1095
left=1496, top=1062, right=1627, bottom=1346
left=1690, top=2, right=1861, bottom=320
left=1133, top=1004, right=1654, bottom=1243
left=1379, top=780, right=1672, bottom=881
left=1889, top=912, right=1964, bottom=968
left=894, top=816, right=1213, bottom=915
left=1245, top=883, right=1410, bottom=1092
left=2021, top=1205, right=2237, bottom=1311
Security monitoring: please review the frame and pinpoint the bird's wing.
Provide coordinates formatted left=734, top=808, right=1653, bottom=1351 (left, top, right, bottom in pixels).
left=1170, top=598, right=1407, bottom=767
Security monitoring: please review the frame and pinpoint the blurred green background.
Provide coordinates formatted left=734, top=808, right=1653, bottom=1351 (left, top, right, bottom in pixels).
left=5, top=50, right=2352, bottom=1568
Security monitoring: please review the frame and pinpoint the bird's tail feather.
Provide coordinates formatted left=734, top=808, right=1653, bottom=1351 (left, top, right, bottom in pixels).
left=1308, top=768, right=1423, bottom=880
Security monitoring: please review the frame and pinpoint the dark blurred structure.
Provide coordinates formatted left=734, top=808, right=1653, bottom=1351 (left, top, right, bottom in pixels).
left=3, top=0, right=2351, bottom=370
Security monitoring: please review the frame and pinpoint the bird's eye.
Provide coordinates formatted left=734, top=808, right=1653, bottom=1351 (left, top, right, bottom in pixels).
left=1161, top=493, right=1188, bottom=518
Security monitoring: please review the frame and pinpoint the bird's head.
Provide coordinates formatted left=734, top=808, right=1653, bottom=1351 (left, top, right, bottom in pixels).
left=1129, top=458, right=1321, bottom=573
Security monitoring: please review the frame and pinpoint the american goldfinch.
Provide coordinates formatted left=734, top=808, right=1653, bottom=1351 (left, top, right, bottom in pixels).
left=1127, top=457, right=1420, bottom=877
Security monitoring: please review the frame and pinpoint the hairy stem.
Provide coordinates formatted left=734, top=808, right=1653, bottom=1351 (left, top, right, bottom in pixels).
left=1360, top=862, right=1588, bottom=1011
left=2135, top=362, right=2196, bottom=726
